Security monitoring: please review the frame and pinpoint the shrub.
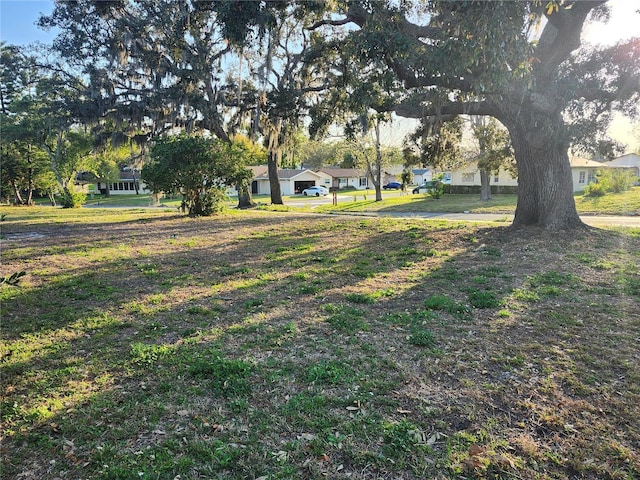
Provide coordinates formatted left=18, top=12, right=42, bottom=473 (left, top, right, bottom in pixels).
left=429, top=174, right=446, bottom=199
left=607, top=168, right=637, bottom=193
left=585, top=168, right=638, bottom=197
left=61, top=188, right=86, bottom=208
left=429, top=181, right=445, bottom=199
left=583, top=181, right=606, bottom=197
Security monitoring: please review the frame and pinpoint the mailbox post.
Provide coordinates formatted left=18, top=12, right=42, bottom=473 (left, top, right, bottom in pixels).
left=329, top=187, right=338, bottom=206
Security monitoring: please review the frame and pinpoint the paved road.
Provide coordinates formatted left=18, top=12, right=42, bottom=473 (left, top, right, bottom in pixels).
left=83, top=193, right=640, bottom=227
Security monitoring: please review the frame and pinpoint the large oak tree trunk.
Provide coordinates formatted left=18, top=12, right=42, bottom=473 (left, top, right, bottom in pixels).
left=507, top=113, right=584, bottom=230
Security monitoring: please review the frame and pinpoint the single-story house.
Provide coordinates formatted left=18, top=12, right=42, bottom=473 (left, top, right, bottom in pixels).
left=444, top=157, right=611, bottom=193
left=250, top=167, right=327, bottom=196
left=446, top=164, right=519, bottom=191
left=94, top=169, right=151, bottom=195
left=604, top=153, right=640, bottom=177
left=316, top=168, right=369, bottom=190
left=245, top=165, right=269, bottom=195
left=570, top=157, right=604, bottom=191
left=412, top=168, right=432, bottom=185
left=382, top=165, right=405, bottom=185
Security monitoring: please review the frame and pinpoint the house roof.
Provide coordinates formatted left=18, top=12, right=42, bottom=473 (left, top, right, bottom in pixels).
left=317, top=168, right=366, bottom=178
left=249, top=165, right=269, bottom=177
left=254, top=168, right=321, bottom=180
left=384, top=165, right=405, bottom=175
left=412, top=169, right=430, bottom=174
left=569, top=157, right=606, bottom=168
left=606, top=153, right=640, bottom=168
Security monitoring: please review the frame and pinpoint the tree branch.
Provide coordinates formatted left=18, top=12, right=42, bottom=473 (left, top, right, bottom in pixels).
left=536, top=1, right=607, bottom=83
left=387, top=56, right=472, bottom=91
left=391, top=99, right=498, bottom=119
left=307, top=17, right=353, bottom=31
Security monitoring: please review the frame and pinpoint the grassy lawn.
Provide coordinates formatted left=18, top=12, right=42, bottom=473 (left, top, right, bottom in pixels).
left=47, top=186, right=640, bottom=216
left=574, top=186, right=640, bottom=216
left=1, top=207, right=639, bottom=479
left=316, top=193, right=521, bottom=215
left=316, top=187, right=640, bottom=216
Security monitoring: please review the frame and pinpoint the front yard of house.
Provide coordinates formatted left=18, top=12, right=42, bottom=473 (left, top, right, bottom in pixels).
left=22, top=186, right=640, bottom=217
left=1, top=207, right=639, bottom=479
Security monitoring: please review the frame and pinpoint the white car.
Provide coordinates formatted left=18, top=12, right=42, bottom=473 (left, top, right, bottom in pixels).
left=302, top=186, right=329, bottom=196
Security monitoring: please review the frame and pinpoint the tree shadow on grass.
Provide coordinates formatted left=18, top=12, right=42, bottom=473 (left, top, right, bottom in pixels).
left=2, top=213, right=639, bottom=479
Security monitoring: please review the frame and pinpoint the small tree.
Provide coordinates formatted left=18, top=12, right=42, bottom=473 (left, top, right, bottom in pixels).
left=400, top=168, right=413, bottom=189
left=52, top=131, right=94, bottom=208
left=404, top=117, right=464, bottom=173
left=584, top=168, right=638, bottom=197
left=429, top=173, right=445, bottom=200
left=143, top=135, right=252, bottom=216
left=471, top=117, right=515, bottom=201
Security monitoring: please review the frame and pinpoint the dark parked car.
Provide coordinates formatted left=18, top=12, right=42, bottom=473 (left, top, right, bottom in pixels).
left=382, top=181, right=402, bottom=190
left=412, top=181, right=439, bottom=194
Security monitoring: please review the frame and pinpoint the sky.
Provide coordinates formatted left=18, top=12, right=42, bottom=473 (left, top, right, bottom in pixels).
left=2, top=0, right=638, bottom=47
left=1, top=0, right=638, bottom=152
left=0, top=1, right=56, bottom=46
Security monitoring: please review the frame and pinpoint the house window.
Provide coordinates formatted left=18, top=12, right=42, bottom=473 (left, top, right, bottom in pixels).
left=359, top=177, right=367, bottom=187
left=462, top=172, right=475, bottom=183
left=579, top=171, right=586, bottom=184
left=587, top=171, right=596, bottom=183
left=494, top=174, right=499, bottom=183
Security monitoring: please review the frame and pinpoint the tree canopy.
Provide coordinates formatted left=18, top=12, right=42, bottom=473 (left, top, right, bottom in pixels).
left=2, top=1, right=637, bottom=228
left=143, top=135, right=252, bottom=216
left=307, top=0, right=639, bottom=228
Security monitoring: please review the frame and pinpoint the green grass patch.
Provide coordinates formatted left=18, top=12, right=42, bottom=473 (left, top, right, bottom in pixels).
left=323, top=303, right=368, bottom=332
left=1, top=207, right=639, bottom=480
left=187, top=352, right=254, bottom=397
left=424, top=294, right=470, bottom=318
left=467, top=289, right=502, bottom=309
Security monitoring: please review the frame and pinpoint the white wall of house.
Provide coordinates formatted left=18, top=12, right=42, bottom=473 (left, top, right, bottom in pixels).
left=326, top=176, right=368, bottom=190
left=254, top=179, right=271, bottom=196
left=95, top=180, right=151, bottom=195
left=569, top=158, right=606, bottom=192
left=412, top=170, right=432, bottom=184
left=316, top=169, right=369, bottom=190
left=571, top=168, right=599, bottom=191
left=335, top=176, right=368, bottom=189
left=448, top=166, right=519, bottom=187
left=316, top=172, right=334, bottom=189
left=447, top=159, right=612, bottom=192
left=231, top=169, right=325, bottom=196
